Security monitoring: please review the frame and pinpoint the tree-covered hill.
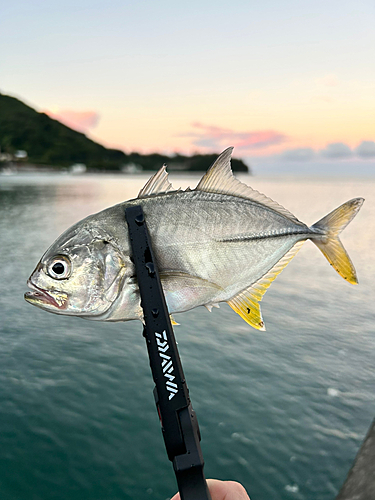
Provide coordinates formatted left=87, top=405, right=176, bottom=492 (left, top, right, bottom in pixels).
left=0, top=93, right=249, bottom=172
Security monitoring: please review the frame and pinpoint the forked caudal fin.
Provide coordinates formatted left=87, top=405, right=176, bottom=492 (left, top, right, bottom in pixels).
left=311, top=198, right=364, bottom=284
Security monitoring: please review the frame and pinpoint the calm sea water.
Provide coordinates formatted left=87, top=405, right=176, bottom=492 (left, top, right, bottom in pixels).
left=0, top=172, right=374, bottom=500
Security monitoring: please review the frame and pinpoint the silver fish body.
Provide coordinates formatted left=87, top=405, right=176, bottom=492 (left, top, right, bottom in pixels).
left=25, top=148, right=364, bottom=329
left=131, top=191, right=311, bottom=307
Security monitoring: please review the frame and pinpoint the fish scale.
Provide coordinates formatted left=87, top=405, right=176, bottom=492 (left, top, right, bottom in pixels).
left=139, top=192, right=310, bottom=293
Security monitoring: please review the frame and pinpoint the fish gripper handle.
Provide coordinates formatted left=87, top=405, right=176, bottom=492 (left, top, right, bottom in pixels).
left=125, top=205, right=212, bottom=500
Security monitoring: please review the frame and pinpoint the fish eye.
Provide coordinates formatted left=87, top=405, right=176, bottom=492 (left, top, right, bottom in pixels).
left=47, top=256, right=71, bottom=280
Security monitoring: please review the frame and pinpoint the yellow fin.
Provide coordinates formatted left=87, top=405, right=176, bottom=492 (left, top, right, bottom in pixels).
left=311, top=198, right=364, bottom=284
left=227, top=241, right=305, bottom=330
left=313, top=238, right=358, bottom=284
left=169, top=314, right=180, bottom=326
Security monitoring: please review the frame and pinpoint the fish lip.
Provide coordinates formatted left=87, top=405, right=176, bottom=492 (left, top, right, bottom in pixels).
left=25, top=281, right=68, bottom=310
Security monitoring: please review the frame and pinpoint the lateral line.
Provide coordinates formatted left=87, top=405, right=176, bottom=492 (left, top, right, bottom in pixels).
left=217, top=229, right=310, bottom=243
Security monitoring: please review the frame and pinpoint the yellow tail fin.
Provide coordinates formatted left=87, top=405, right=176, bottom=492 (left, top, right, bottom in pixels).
left=311, top=198, right=364, bottom=284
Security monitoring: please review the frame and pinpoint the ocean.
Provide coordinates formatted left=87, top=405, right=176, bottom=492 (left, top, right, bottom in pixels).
left=0, top=172, right=374, bottom=500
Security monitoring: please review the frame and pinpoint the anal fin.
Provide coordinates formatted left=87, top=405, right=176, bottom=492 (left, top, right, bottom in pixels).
left=228, top=290, right=266, bottom=330
left=227, top=240, right=305, bottom=330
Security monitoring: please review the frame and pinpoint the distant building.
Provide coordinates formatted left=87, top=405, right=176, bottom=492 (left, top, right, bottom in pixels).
left=121, top=162, right=142, bottom=174
left=0, top=152, right=12, bottom=162
left=69, top=163, right=87, bottom=174
left=0, top=150, right=27, bottom=162
left=14, top=150, right=28, bottom=160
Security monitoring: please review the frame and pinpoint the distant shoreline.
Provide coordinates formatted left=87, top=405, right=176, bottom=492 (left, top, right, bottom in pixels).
left=1, top=163, right=249, bottom=176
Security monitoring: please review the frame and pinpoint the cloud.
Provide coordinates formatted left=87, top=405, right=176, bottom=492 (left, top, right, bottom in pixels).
left=320, top=142, right=353, bottom=159
left=316, top=74, right=340, bottom=87
left=355, top=140, right=375, bottom=158
left=276, top=140, right=375, bottom=162
left=281, top=148, right=315, bottom=161
left=44, top=109, right=100, bottom=133
left=185, top=122, right=286, bottom=152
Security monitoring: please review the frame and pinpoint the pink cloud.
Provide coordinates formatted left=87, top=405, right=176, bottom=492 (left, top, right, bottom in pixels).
left=44, top=109, right=100, bottom=133
left=185, top=122, right=286, bottom=152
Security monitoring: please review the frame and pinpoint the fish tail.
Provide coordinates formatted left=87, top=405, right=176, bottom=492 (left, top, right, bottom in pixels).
left=310, top=198, right=364, bottom=284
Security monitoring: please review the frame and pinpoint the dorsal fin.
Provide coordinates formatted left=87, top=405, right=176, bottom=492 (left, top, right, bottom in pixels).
left=196, top=147, right=302, bottom=224
left=138, top=164, right=174, bottom=198
left=227, top=240, right=305, bottom=330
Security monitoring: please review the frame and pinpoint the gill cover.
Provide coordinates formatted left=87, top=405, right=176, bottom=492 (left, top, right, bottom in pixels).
left=27, top=224, right=127, bottom=317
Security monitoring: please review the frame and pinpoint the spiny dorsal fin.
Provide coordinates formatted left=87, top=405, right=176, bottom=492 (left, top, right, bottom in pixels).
left=227, top=240, right=305, bottom=330
left=196, top=147, right=302, bottom=225
left=138, top=164, right=174, bottom=198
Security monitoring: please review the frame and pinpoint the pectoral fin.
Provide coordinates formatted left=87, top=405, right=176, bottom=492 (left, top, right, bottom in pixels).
left=227, top=241, right=305, bottom=330
left=160, top=271, right=223, bottom=313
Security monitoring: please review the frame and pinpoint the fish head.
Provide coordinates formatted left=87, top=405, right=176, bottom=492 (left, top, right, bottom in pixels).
left=25, top=221, right=133, bottom=319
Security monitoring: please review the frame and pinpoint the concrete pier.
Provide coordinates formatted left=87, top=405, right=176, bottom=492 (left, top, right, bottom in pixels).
left=336, top=419, right=375, bottom=500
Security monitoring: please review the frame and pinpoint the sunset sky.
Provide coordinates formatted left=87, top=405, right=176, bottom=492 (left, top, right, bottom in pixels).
left=2, top=0, right=375, bottom=173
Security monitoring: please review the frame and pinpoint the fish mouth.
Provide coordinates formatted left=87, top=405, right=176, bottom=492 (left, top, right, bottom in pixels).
left=25, top=281, right=68, bottom=310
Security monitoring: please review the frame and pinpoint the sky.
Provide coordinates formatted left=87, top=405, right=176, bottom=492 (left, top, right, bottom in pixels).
left=2, top=0, right=375, bottom=174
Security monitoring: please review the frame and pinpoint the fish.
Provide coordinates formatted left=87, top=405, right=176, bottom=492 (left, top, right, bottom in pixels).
left=25, top=147, right=364, bottom=330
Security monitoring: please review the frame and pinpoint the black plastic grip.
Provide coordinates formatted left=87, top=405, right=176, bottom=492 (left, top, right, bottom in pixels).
left=125, top=205, right=211, bottom=500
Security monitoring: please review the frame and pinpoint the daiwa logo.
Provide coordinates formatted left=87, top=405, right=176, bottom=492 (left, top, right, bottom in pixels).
left=155, top=330, right=178, bottom=400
